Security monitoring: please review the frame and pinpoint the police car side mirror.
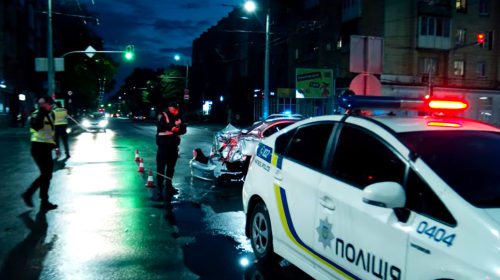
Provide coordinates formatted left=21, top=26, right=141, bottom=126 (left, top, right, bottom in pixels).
left=362, top=182, right=406, bottom=209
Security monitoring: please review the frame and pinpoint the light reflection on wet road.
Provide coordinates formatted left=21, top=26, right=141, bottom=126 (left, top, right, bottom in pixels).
left=0, top=119, right=313, bottom=280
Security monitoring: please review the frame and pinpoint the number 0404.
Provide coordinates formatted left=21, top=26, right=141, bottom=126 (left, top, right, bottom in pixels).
left=416, top=221, right=456, bottom=247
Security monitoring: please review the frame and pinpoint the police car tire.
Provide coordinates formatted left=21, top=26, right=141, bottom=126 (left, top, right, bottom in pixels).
left=250, top=203, right=282, bottom=265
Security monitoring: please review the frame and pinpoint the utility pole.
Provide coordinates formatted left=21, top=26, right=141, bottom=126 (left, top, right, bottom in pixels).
left=263, top=9, right=270, bottom=119
left=47, top=0, right=55, bottom=98
left=185, top=60, right=189, bottom=113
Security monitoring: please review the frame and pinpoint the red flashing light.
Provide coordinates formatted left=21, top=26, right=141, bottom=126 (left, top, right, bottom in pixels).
left=427, top=122, right=462, bottom=128
left=478, top=33, right=485, bottom=44
left=428, top=100, right=468, bottom=110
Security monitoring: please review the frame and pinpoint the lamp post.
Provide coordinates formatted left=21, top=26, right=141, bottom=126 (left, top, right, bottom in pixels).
left=244, top=1, right=270, bottom=119
left=175, top=55, right=190, bottom=114
left=47, top=0, right=55, bottom=99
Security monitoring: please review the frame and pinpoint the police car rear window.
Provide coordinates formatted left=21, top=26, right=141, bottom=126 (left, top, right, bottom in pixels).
left=399, top=130, right=500, bottom=208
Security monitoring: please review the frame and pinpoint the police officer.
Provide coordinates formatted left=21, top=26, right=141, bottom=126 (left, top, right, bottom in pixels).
left=153, top=101, right=186, bottom=201
left=22, top=96, right=61, bottom=210
left=53, top=102, right=70, bottom=157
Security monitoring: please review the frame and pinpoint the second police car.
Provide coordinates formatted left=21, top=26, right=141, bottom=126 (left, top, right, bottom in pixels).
left=242, top=93, right=500, bottom=280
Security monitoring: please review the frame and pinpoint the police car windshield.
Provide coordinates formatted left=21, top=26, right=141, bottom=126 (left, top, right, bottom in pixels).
left=399, top=130, right=500, bottom=208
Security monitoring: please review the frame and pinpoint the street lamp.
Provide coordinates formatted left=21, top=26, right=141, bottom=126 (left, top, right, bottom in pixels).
left=244, top=1, right=270, bottom=119
left=244, top=1, right=256, bottom=12
left=173, top=55, right=190, bottom=112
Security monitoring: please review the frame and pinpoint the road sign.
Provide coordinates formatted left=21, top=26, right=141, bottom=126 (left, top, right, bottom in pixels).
left=35, top=58, right=65, bottom=72
left=184, top=94, right=189, bottom=101
left=349, top=74, right=382, bottom=96
left=350, top=36, right=384, bottom=74
left=85, top=46, right=96, bottom=58
left=68, top=91, right=73, bottom=96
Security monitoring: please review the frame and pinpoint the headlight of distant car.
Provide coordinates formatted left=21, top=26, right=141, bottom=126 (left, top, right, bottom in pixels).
left=99, top=120, right=108, bottom=127
left=82, top=120, right=90, bottom=127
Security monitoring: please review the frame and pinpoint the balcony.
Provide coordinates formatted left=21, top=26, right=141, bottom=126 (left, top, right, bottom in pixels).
left=417, top=0, right=452, bottom=17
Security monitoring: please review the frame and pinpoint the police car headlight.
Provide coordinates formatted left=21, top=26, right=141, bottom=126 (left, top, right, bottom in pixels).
left=82, top=120, right=90, bottom=127
left=99, top=120, right=108, bottom=127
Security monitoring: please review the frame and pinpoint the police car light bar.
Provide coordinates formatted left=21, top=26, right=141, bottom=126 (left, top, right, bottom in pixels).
left=339, top=95, right=469, bottom=112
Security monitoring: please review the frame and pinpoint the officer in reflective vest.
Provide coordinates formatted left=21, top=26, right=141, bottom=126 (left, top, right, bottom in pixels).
left=22, top=96, right=61, bottom=210
left=152, top=101, right=187, bottom=201
left=53, top=102, right=70, bottom=157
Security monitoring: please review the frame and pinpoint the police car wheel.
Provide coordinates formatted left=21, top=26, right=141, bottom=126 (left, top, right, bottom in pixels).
left=250, top=203, right=281, bottom=264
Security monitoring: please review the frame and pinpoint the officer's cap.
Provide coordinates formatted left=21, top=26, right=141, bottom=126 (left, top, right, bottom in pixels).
left=168, top=101, right=180, bottom=109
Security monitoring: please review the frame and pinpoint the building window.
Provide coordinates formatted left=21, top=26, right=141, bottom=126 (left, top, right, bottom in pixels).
left=477, top=62, right=487, bottom=77
left=479, top=0, right=490, bottom=15
left=456, top=0, right=467, bottom=12
left=420, top=17, right=450, bottom=38
left=419, top=58, right=437, bottom=74
left=454, top=61, right=464, bottom=76
left=456, top=29, right=466, bottom=44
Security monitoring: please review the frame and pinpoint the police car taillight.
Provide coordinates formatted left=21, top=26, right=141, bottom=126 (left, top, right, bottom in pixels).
left=427, top=121, right=462, bottom=128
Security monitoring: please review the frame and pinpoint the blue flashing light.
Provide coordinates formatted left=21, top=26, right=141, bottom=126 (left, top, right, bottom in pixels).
left=339, top=95, right=427, bottom=111
left=284, top=111, right=291, bottom=115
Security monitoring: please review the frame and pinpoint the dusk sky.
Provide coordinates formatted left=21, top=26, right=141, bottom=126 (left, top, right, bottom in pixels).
left=88, top=0, right=241, bottom=98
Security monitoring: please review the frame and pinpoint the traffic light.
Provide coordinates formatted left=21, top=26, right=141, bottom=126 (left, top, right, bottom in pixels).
left=125, top=45, right=134, bottom=60
left=478, top=33, right=485, bottom=46
left=108, top=103, right=112, bottom=107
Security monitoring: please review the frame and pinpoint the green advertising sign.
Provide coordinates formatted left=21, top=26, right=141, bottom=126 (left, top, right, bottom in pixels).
left=296, top=68, right=334, bottom=98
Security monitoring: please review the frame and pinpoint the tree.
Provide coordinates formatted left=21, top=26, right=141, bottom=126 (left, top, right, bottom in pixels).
left=52, top=2, right=119, bottom=111
left=117, top=65, right=187, bottom=114
left=159, top=65, right=188, bottom=106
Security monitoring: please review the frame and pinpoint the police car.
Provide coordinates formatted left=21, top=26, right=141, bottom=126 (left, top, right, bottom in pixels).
left=242, top=94, right=500, bottom=280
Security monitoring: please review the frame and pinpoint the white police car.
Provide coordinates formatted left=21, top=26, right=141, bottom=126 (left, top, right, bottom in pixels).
left=242, top=94, right=500, bottom=280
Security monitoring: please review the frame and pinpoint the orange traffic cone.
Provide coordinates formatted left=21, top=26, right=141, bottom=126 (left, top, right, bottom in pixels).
left=138, top=158, right=145, bottom=172
left=145, top=169, right=155, bottom=188
left=134, top=150, right=140, bottom=162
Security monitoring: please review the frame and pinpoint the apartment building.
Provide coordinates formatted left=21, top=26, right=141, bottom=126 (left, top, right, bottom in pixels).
left=338, top=0, right=500, bottom=124
left=0, top=0, right=45, bottom=127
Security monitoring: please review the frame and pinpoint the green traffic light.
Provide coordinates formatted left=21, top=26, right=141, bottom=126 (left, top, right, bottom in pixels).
left=125, top=52, right=133, bottom=60
left=108, top=104, right=112, bottom=107
left=100, top=104, right=104, bottom=107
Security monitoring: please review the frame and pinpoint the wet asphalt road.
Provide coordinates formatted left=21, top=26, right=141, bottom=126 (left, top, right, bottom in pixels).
left=0, top=119, right=313, bottom=280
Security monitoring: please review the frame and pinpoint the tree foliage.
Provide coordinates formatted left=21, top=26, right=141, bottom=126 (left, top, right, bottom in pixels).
left=52, top=3, right=119, bottom=110
left=117, top=65, right=187, bottom=113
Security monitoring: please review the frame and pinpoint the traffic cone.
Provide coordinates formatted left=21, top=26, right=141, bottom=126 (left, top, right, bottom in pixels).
left=134, top=150, right=140, bottom=162
left=145, top=169, right=155, bottom=188
left=138, top=158, right=145, bottom=172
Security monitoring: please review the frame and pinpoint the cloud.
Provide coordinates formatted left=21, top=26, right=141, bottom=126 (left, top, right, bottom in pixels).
left=152, top=19, right=213, bottom=36
left=89, top=0, right=231, bottom=97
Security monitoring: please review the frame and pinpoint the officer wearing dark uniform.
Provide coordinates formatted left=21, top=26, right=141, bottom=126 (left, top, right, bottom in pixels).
left=22, top=96, right=61, bottom=210
left=153, top=101, right=186, bottom=201
left=53, top=102, right=70, bottom=157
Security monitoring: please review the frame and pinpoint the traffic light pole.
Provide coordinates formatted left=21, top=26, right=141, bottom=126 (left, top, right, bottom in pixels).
left=428, top=42, right=480, bottom=97
left=61, top=50, right=127, bottom=57
left=47, top=0, right=55, bottom=98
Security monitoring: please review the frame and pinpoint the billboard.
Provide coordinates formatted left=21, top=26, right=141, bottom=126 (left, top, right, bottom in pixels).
left=296, top=69, right=334, bottom=98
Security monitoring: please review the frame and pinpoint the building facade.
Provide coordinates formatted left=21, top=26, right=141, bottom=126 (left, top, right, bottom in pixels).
left=0, top=0, right=45, bottom=128
left=192, top=0, right=500, bottom=124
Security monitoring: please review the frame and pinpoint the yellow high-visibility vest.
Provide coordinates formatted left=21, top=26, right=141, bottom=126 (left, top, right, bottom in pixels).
left=53, top=108, right=68, bottom=125
left=30, top=110, right=55, bottom=144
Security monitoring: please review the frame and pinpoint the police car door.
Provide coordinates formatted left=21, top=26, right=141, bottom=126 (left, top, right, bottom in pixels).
left=313, top=121, right=409, bottom=280
left=273, top=122, right=336, bottom=268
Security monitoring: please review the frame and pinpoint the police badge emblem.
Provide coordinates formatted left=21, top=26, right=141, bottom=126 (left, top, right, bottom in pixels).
left=316, top=217, right=334, bottom=249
